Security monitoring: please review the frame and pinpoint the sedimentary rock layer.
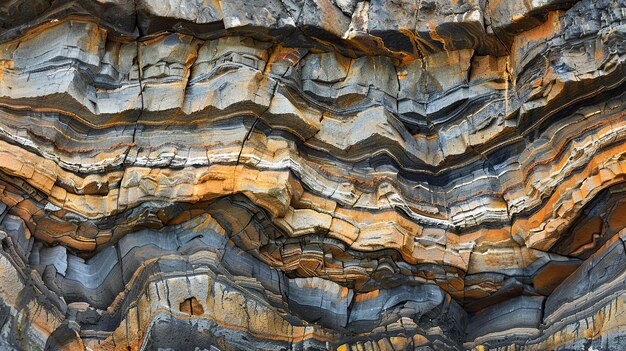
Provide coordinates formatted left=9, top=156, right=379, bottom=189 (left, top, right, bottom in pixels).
left=0, top=0, right=626, bottom=350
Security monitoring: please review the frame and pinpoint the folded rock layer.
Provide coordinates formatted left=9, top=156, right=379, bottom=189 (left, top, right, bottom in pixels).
left=0, top=0, right=626, bottom=350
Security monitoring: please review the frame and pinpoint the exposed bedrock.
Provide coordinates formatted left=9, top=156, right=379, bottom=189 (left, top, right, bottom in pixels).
left=1, top=0, right=626, bottom=350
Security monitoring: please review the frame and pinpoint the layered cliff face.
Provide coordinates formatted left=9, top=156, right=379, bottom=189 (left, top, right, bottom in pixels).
left=0, top=1, right=626, bottom=350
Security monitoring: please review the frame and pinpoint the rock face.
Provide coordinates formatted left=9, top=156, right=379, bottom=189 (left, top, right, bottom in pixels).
left=0, top=0, right=626, bottom=350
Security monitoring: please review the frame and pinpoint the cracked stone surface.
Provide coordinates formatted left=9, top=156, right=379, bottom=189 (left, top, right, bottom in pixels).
left=0, top=0, right=626, bottom=350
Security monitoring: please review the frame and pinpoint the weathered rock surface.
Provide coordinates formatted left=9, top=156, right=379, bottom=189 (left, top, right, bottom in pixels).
left=0, top=0, right=626, bottom=350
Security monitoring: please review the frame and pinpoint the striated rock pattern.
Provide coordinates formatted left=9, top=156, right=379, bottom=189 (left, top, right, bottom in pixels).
left=0, top=0, right=626, bottom=350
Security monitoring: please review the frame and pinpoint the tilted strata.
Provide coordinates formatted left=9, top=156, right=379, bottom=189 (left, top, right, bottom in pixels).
left=0, top=0, right=626, bottom=350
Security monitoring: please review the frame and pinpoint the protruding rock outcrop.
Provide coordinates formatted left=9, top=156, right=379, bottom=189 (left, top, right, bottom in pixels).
left=0, top=1, right=626, bottom=350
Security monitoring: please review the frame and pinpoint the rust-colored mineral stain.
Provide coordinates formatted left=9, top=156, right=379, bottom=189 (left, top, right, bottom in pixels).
left=533, top=261, right=580, bottom=295
left=179, top=297, right=205, bottom=316
left=608, top=201, right=626, bottom=232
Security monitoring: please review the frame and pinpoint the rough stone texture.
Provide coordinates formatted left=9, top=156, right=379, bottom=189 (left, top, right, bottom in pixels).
left=0, top=0, right=625, bottom=350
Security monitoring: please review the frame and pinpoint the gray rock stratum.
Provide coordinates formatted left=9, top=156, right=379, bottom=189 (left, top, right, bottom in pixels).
left=1, top=0, right=626, bottom=350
